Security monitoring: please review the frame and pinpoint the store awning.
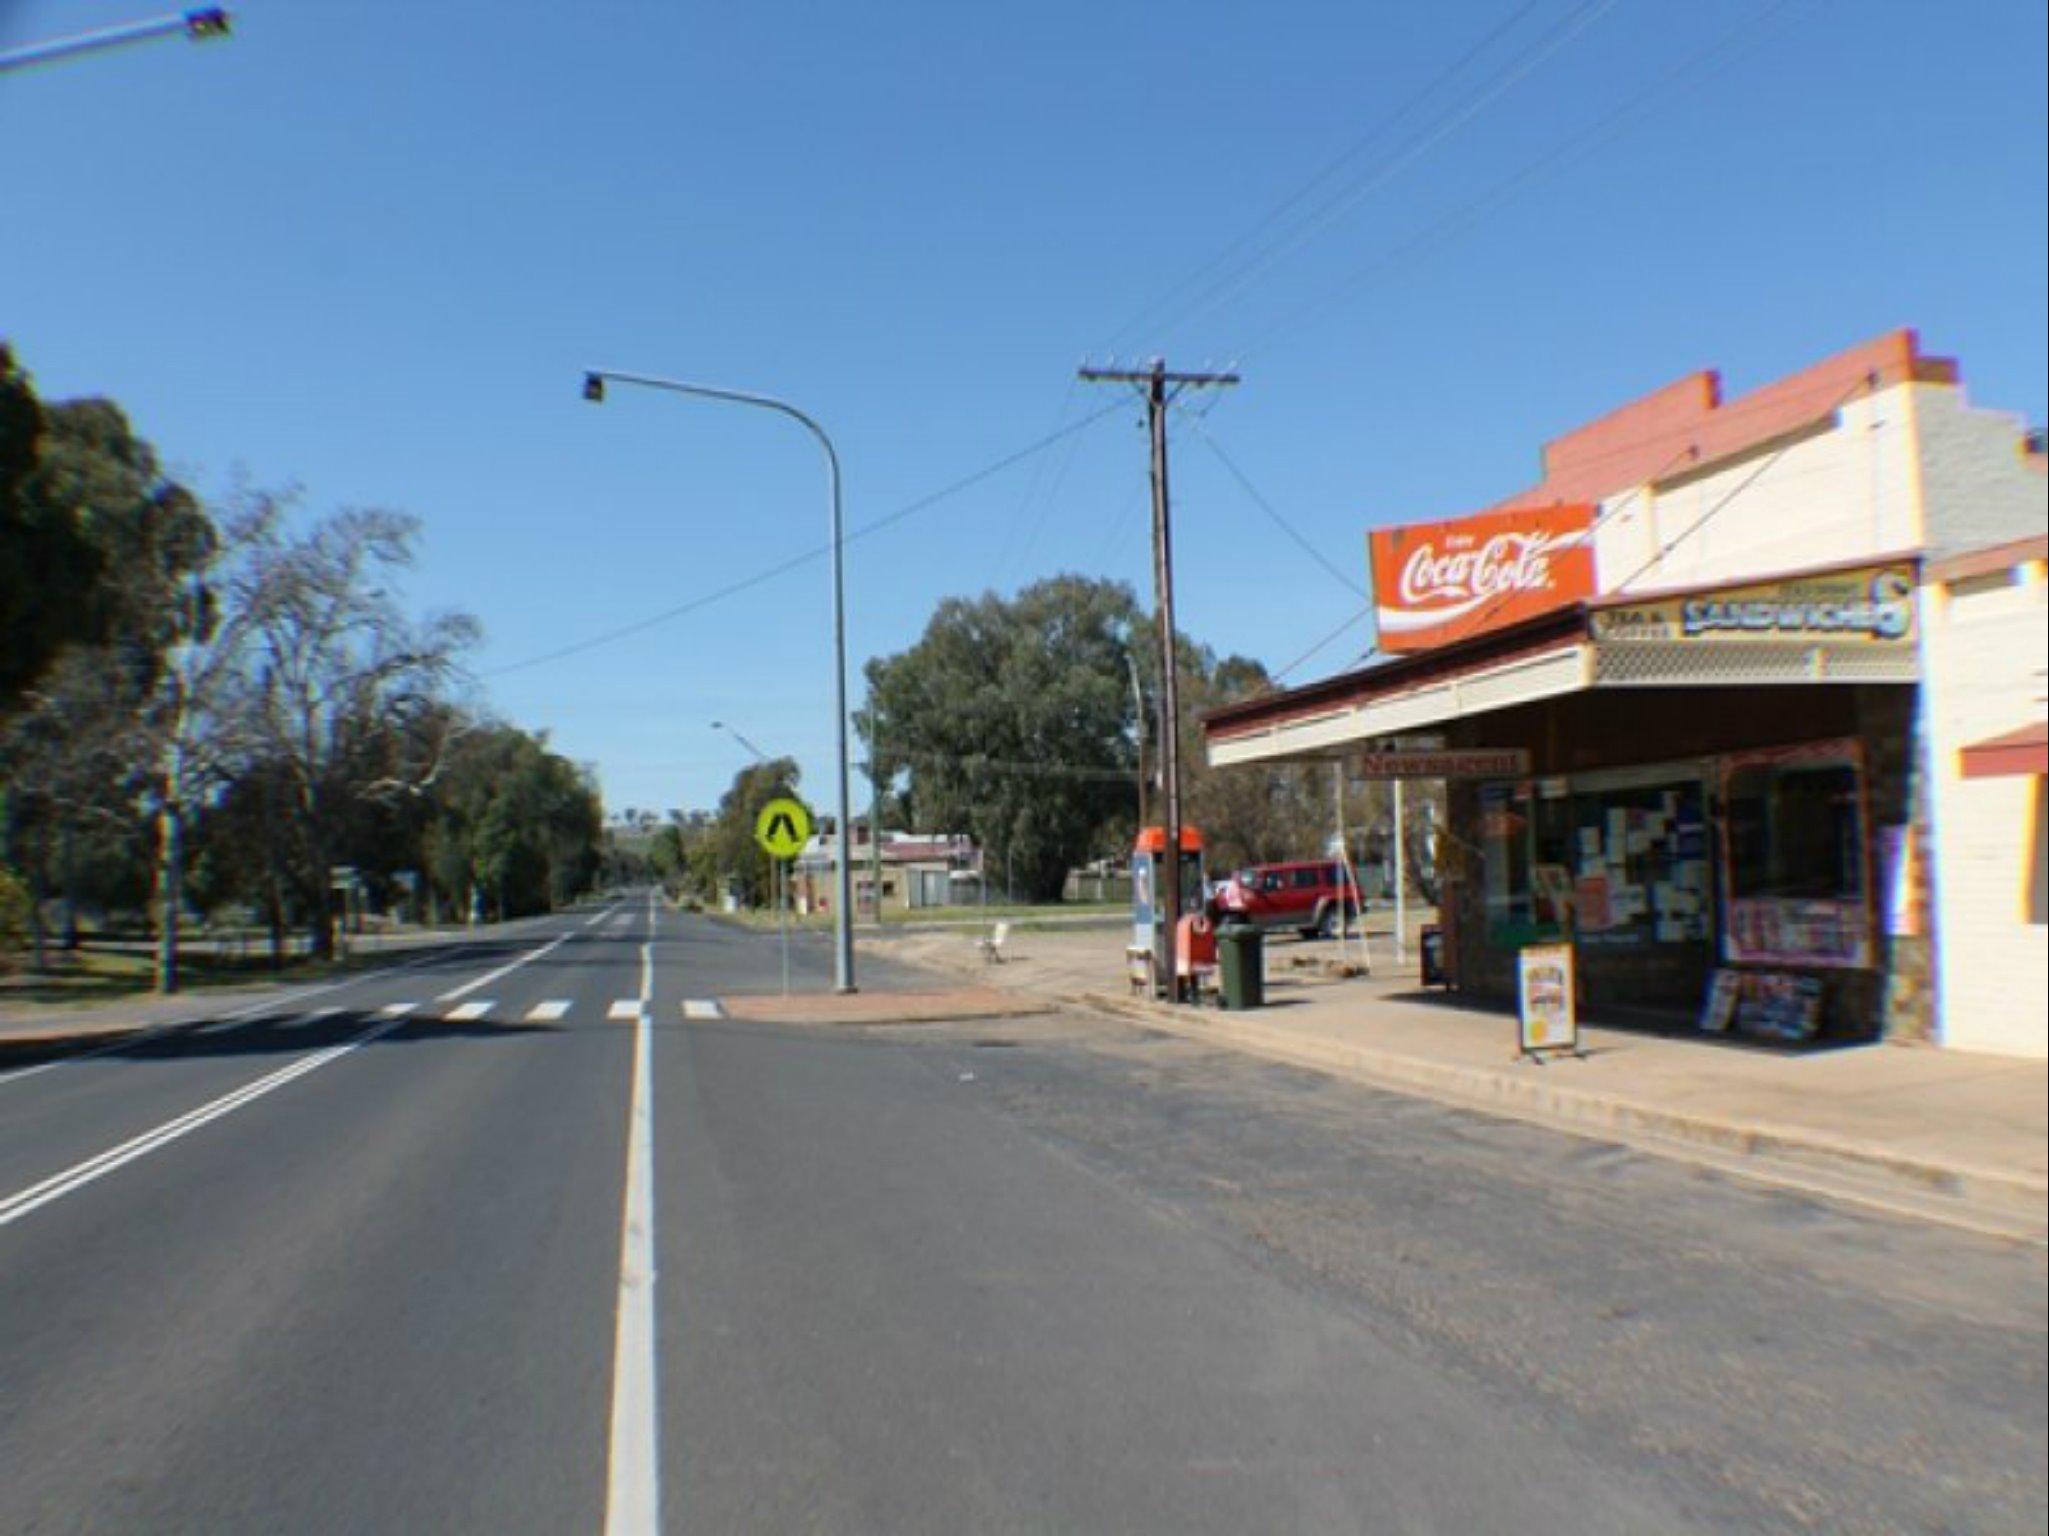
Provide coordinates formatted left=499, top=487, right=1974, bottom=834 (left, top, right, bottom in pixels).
left=1206, top=556, right=1920, bottom=770
left=1960, top=721, right=2049, bottom=779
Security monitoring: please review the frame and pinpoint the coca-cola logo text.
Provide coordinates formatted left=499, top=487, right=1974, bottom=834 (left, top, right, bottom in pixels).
left=1389, top=532, right=1578, bottom=628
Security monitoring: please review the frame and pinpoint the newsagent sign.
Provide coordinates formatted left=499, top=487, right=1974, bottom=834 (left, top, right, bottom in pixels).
left=1591, top=564, right=1917, bottom=646
left=1369, top=504, right=1597, bottom=653
left=1353, top=748, right=1532, bottom=780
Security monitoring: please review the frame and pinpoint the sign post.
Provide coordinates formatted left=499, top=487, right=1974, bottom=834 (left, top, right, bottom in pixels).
left=755, top=796, right=814, bottom=997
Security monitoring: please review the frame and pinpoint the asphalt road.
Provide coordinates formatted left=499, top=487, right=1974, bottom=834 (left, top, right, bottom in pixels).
left=1, top=894, right=2041, bottom=1534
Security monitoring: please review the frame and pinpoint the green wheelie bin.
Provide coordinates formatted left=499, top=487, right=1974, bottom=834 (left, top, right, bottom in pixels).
left=1216, top=920, right=1265, bottom=1009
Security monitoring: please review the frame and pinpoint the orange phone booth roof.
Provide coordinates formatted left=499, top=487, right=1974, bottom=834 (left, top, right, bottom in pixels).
left=1133, top=825, right=1204, bottom=854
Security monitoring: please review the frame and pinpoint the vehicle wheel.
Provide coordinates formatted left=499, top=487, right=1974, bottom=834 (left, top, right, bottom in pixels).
left=1314, top=905, right=1338, bottom=940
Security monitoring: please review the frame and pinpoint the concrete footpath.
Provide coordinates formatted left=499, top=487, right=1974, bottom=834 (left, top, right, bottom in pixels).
left=877, top=921, right=2049, bottom=1243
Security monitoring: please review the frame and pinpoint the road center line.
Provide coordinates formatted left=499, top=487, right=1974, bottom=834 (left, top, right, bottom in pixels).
left=0, top=1018, right=403, bottom=1231
left=603, top=898, right=662, bottom=1535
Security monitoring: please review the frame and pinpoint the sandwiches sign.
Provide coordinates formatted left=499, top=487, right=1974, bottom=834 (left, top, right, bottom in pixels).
left=1369, top=504, right=1596, bottom=652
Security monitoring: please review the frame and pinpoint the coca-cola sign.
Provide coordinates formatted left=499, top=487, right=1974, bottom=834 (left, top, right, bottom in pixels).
left=1369, top=504, right=1596, bottom=652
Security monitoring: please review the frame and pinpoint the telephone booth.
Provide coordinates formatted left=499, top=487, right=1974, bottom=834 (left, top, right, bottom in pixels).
left=1132, top=825, right=1206, bottom=998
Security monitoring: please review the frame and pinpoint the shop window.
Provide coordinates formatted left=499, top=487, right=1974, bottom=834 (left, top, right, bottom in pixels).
left=1720, top=742, right=1871, bottom=968
left=1480, top=784, right=1540, bottom=945
left=1563, top=780, right=1711, bottom=950
left=1481, top=773, right=1711, bottom=952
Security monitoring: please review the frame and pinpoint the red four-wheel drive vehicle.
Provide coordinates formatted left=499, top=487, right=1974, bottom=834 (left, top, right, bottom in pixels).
left=1211, top=859, right=1363, bottom=938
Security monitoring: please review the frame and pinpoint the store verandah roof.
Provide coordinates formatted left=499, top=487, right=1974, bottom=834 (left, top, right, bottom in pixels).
left=1203, top=552, right=1921, bottom=770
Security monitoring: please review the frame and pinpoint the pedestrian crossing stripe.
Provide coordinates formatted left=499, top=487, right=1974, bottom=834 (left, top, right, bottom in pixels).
left=446, top=1001, right=493, bottom=1022
left=682, top=1000, right=722, bottom=1020
left=526, top=1000, right=571, bottom=1022
left=607, top=999, right=640, bottom=1021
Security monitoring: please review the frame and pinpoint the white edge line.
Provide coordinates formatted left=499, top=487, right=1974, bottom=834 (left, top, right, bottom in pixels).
left=0, top=1019, right=401, bottom=1229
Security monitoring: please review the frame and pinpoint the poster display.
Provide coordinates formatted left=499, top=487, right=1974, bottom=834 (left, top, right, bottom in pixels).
left=1700, top=969, right=1742, bottom=1034
left=1725, top=897, right=1871, bottom=969
left=1698, top=968, right=1827, bottom=1044
left=1518, top=943, right=1579, bottom=1056
left=1566, top=780, right=1711, bottom=949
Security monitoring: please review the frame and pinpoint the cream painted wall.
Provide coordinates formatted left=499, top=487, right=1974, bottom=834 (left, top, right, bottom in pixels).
left=1923, top=562, right=2049, bottom=1058
left=1588, top=381, right=2045, bottom=596
left=1592, top=386, right=1924, bottom=594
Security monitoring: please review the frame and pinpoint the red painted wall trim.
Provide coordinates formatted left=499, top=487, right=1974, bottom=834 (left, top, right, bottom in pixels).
left=1960, top=722, right=2049, bottom=780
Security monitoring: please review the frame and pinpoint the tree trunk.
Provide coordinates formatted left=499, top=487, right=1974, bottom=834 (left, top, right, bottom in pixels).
left=309, top=882, right=334, bottom=960
left=156, top=799, right=183, bottom=995
left=59, top=825, right=79, bottom=951
left=27, top=846, right=48, bottom=975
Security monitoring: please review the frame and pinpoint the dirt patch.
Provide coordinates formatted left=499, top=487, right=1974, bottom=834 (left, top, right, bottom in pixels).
left=718, top=987, right=1055, bottom=1027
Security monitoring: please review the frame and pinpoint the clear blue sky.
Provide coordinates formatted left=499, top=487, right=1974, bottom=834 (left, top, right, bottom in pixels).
left=5, top=0, right=2043, bottom=818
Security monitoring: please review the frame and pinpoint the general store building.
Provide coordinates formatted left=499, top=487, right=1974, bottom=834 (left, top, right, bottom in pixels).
left=1203, top=331, right=2046, bottom=1045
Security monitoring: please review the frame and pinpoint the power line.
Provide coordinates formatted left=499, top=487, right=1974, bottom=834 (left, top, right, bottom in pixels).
left=1146, top=0, right=1625, bottom=349
left=1233, top=0, right=1819, bottom=365
left=1273, top=608, right=1375, bottom=685
left=1604, top=373, right=1877, bottom=595
left=990, top=377, right=1081, bottom=585
left=486, top=396, right=1129, bottom=678
left=1099, top=0, right=1554, bottom=354
left=1189, top=423, right=1368, bottom=599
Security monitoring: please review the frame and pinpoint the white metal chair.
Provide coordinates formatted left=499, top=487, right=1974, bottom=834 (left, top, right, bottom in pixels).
left=976, top=921, right=1012, bottom=963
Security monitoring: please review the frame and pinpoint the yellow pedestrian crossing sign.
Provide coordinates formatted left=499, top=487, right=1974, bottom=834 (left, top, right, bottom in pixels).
left=754, top=796, right=813, bottom=859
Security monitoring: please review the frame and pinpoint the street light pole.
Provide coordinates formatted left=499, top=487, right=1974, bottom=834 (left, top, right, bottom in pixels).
left=0, top=7, right=230, bottom=73
left=587, top=368, right=857, bottom=991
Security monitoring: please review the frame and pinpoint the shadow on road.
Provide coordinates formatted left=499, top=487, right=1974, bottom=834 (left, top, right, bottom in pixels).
left=0, top=1011, right=566, bottom=1075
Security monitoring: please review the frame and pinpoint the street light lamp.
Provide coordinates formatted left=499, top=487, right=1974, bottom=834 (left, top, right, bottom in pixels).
left=710, top=720, right=772, bottom=766
left=585, top=366, right=858, bottom=992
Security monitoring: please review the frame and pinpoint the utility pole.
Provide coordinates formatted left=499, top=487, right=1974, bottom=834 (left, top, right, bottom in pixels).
left=1124, top=647, right=1149, bottom=832
left=1079, top=359, right=1238, bottom=999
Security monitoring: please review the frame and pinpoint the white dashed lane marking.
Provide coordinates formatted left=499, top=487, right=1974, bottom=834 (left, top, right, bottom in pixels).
left=378, top=1002, right=418, bottom=1019
left=445, top=1001, right=494, bottom=1023
left=526, top=1000, right=571, bottom=1023
left=682, top=1000, right=722, bottom=1020
left=607, top=1000, right=640, bottom=1022
left=283, top=1006, right=347, bottom=1029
